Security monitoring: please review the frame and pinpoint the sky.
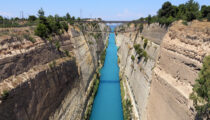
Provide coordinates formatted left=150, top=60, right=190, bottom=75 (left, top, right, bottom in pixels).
left=0, top=0, right=209, bottom=20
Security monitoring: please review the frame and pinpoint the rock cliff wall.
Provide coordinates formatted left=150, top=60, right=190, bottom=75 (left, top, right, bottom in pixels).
left=116, top=23, right=167, bottom=119
left=0, top=23, right=109, bottom=120
left=146, top=21, right=210, bottom=120
left=116, top=20, right=210, bottom=120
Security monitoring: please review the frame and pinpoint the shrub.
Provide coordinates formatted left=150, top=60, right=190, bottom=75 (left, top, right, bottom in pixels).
left=100, top=49, right=106, bottom=65
left=61, top=21, right=69, bottom=32
left=141, top=36, right=144, bottom=40
left=35, top=23, right=49, bottom=38
left=143, top=51, right=148, bottom=62
left=28, top=36, right=36, bottom=43
left=64, top=50, right=70, bottom=57
left=134, top=44, right=140, bottom=51
left=1, top=90, right=9, bottom=100
left=131, top=55, right=135, bottom=62
left=147, top=15, right=152, bottom=25
left=143, top=39, right=148, bottom=49
left=55, top=41, right=61, bottom=51
left=88, top=41, right=93, bottom=45
left=182, top=21, right=188, bottom=26
left=139, top=23, right=143, bottom=33
left=28, top=15, right=37, bottom=21
left=23, top=34, right=36, bottom=43
left=190, top=56, right=210, bottom=119
left=134, top=44, right=143, bottom=57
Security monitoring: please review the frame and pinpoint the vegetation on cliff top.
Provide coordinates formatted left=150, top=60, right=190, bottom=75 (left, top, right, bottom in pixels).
left=190, top=55, right=210, bottom=119
left=35, top=8, right=69, bottom=39
left=138, top=0, right=210, bottom=26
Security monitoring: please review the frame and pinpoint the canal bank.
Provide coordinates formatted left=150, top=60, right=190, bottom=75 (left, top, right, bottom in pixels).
left=90, top=27, right=123, bottom=120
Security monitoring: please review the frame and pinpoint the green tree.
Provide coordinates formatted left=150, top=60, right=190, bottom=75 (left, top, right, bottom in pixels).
left=139, top=17, right=145, bottom=21
left=35, top=23, right=49, bottom=38
left=158, top=1, right=177, bottom=18
left=77, top=17, right=81, bottom=21
left=0, top=16, right=3, bottom=24
left=207, top=13, right=210, bottom=21
left=147, top=15, right=152, bottom=25
left=185, top=0, right=200, bottom=21
left=47, top=16, right=59, bottom=34
left=38, top=8, right=45, bottom=17
left=72, top=16, right=75, bottom=21
left=61, top=21, right=69, bottom=32
left=14, top=17, right=19, bottom=21
left=139, top=23, right=143, bottom=33
left=190, top=56, right=210, bottom=119
left=176, top=4, right=187, bottom=19
left=66, top=13, right=71, bottom=20
left=201, top=5, right=210, bottom=18
left=28, top=15, right=37, bottom=21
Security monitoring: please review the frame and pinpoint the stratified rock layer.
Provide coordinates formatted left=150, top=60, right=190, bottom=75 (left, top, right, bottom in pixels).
left=0, top=23, right=109, bottom=120
left=116, top=20, right=210, bottom=120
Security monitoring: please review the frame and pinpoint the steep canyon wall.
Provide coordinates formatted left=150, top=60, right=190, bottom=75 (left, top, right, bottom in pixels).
left=0, top=23, right=109, bottom=120
left=116, top=20, right=210, bottom=120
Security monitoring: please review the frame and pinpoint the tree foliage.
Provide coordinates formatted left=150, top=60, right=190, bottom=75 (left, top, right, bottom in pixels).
left=35, top=8, right=69, bottom=38
left=158, top=1, right=177, bottom=18
left=207, top=13, right=210, bottom=21
left=190, top=55, right=210, bottom=119
left=185, top=0, right=200, bottom=21
left=28, top=15, right=37, bottom=21
left=201, top=5, right=210, bottom=18
left=139, top=23, right=143, bottom=33
left=140, top=0, right=210, bottom=26
left=131, top=55, right=135, bottom=62
left=35, top=23, right=49, bottom=38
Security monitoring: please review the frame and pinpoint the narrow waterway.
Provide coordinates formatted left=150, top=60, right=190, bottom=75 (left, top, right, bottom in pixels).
left=90, top=26, right=123, bottom=120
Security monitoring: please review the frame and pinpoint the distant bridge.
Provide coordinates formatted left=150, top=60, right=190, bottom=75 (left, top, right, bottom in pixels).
left=74, top=20, right=147, bottom=24
left=73, top=20, right=145, bottom=33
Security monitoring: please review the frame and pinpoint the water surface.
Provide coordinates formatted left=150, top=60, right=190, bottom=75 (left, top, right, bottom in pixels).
left=90, top=26, right=123, bottom=120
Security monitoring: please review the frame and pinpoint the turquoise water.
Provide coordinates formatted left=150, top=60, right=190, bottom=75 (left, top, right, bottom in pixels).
left=90, top=26, right=123, bottom=120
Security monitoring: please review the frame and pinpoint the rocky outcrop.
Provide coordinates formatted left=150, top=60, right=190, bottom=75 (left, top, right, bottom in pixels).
left=0, top=22, right=109, bottom=120
left=116, top=20, right=210, bottom=120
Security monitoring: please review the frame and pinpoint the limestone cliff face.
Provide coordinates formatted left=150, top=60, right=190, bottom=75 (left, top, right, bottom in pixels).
left=116, top=23, right=167, bottom=119
left=116, top=21, right=210, bottom=120
left=146, top=21, right=210, bottom=120
left=50, top=23, right=109, bottom=120
left=0, top=23, right=109, bottom=120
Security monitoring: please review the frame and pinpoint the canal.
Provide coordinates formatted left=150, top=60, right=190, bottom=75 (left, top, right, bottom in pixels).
left=90, top=26, right=123, bottom=120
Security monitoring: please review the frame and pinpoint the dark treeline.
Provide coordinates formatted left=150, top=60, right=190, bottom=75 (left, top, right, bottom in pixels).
left=0, top=15, right=37, bottom=28
left=138, top=0, right=210, bottom=26
left=0, top=8, right=78, bottom=28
